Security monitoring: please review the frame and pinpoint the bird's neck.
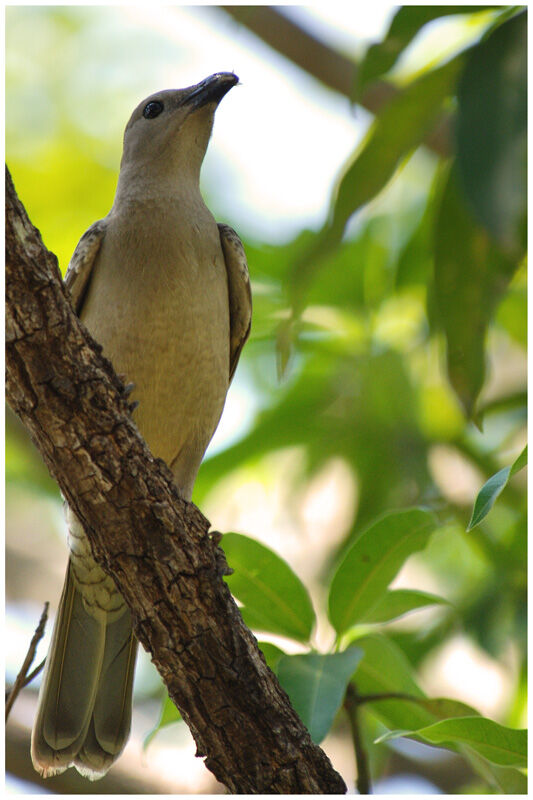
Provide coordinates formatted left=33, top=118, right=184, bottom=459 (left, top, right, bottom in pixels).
left=113, top=161, right=203, bottom=210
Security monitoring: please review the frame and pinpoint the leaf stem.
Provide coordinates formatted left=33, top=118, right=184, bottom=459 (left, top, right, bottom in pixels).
left=344, top=683, right=371, bottom=794
left=343, top=687, right=429, bottom=792
left=356, top=691, right=420, bottom=705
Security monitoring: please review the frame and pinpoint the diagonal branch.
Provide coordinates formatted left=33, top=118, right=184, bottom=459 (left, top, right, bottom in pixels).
left=5, top=165, right=346, bottom=794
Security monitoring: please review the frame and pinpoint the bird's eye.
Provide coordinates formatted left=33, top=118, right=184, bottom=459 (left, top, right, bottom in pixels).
left=143, top=101, right=164, bottom=119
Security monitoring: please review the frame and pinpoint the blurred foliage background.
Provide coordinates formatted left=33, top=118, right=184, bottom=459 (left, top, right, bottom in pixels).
left=6, top=5, right=526, bottom=795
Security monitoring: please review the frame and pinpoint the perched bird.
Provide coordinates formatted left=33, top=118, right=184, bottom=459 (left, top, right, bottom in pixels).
left=31, top=72, right=252, bottom=780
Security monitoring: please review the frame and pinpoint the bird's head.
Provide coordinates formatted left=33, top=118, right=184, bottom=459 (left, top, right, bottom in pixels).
left=119, top=72, right=238, bottom=183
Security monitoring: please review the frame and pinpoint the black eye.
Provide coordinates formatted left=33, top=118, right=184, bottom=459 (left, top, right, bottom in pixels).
left=143, top=101, right=164, bottom=119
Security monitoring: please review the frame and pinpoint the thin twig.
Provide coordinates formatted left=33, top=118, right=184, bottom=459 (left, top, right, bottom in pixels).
left=6, top=602, right=49, bottom=721
left=345, top=683, right=372, bottom=794
left=21, top=659, right=46, bottom=689
left=343, top=688, right=427, bottom=793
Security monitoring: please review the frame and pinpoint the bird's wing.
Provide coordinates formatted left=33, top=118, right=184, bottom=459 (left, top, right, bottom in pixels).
left=64, top=220, right=107, bottom=314
left=218, top=223, right=252, bottom=382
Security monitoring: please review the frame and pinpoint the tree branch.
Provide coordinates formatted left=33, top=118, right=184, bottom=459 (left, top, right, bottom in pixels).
left=5, top=165, right=346, bottom=794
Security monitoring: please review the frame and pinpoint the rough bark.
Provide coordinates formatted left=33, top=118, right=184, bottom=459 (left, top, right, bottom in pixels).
left=5, top=165, right=346, bottom=795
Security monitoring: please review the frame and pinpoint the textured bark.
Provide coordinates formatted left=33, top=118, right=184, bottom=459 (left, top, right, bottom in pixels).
left=5, top=166, right=346, bottom=794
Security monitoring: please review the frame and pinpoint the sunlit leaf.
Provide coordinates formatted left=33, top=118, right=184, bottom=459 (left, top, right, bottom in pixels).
left=378, top=716, right=527, bottom=767
left=467, top=446, right=527, bottom=530
left=457, top=11, right=526, bottom=257
left=221, top=533, right=315, bottom=643
left=496, top=281, right=527, bottom=348
left=360, top=588, right=449, bottom=624
left=277, top=648, right=362, bottom=743
left=510, top=446, right=528, bottom=477
left=357, top=6, right=494, bottom=94
left=328, top=508, right=437, bottom=635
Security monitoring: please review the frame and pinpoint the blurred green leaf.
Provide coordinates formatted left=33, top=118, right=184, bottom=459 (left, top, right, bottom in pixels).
left=351, top=634, right=434, bottom=732
left=412, top=697, right=481, bottom=719
left=197, top=347, right=429, bottom=531
left=467, top=446, right=527, bottom=530
left=466, top=755, right=528, bottom=795
left=433, top=164, right=517, bottom=420
left=360, top=588, right=449, bottom=624
left=457, top=10, right=526, bottom=257
left=395, top=196, right=435, bottom=289
left=277, top=648, right=362, bottom=743
left=6, top=408, right=58, bottom=496
left=257, top=641, right=286, bottom=672
left=143, top=694, right=182, bottom=749
left=221, top=533, right=315, bottom=643
left=352, top=636, right=527, bottom=787
left=328, top=508, right=437, bottom=635
left=378, top=716, right=527, bottom=767
left=496, top=280, right=527, bottom=348
left=357, top=6, right=495, bottom=94
left=510, top=446, right=528, bottom=476
left=287, top=54, right=464, bottom=320
left=330, top=57, right=461, bottom=240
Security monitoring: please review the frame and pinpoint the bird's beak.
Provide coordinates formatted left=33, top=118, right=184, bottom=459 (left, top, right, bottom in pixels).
left=183, top=72, right=239, bottom=110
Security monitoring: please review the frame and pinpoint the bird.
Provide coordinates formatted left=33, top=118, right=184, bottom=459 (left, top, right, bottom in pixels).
left=31, top=72, right=252, bottom=780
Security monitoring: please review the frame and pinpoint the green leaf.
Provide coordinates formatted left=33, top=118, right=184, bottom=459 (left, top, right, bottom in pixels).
left=288, top=55, right=463, bottom=317
left=378, top=716, right=527, bottom=767
left=357, top=6, right=493, bottom=94
left=510, top=445, right=528, bottom=476
left=353, top=641, right=526, bottom=791
left=221, top=533, right=316, bottom=643
left=143, top=694, right=182, bottom=749
left=350, top=634, right=435, bottom=733
left=412, top=697, right=481, bottom=720
left=496, top=281, right=527, bottom=347
left=467, top=755, right=528, bottom=795
left=467, top=446, right=527, bottom=530
left=360, top=588, right=449, bottom=624
left=353, top=634, right=425, bottom=700
left=257, top=641, right=285, bottom=673
left=433, top=164, right=517, bottom=420
left=328, top=508, right=437, bottom=635
left=277, top=648, right=362, bottom=743
left=330, top=58, right=462, bottom=244
left=457, top=11, right=526, bottom=257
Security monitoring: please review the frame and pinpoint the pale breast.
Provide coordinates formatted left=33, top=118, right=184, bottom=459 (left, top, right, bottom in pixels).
left=80, top=200, right=230, bottom=496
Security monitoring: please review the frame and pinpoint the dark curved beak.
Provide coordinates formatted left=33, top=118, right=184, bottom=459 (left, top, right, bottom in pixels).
left=184, top=72, right=239, bottom=109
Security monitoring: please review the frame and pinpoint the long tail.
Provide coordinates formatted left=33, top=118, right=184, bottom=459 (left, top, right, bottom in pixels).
left=31, top=561, right=137, bottom=779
